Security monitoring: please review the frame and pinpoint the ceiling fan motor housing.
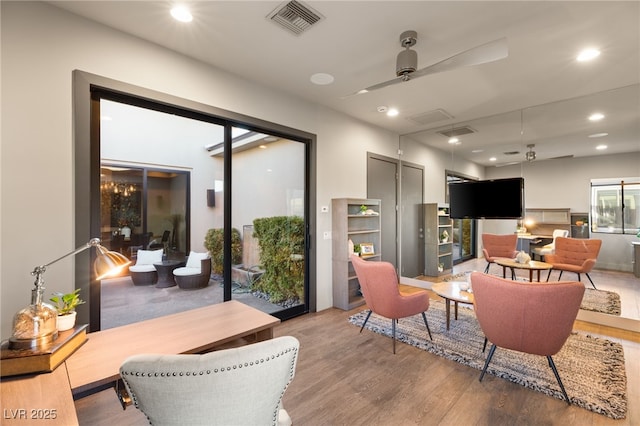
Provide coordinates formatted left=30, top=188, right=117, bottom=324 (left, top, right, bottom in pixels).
left=396, top=49, right=417, bottom=76
left=396, top=30, right=418, bottom=76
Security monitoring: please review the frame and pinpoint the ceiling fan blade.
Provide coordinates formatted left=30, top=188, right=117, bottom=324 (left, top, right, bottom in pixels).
left=411, top=37, right=508, bottom=79
left=342, top=76, right=405, bottom=98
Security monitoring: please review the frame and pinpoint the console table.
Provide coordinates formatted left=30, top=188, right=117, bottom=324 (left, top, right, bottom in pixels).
left=1, top=301, right=280, bottom=425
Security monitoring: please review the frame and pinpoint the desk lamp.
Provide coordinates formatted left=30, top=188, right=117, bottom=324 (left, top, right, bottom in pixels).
left=9, top=238, right=131, bottom=350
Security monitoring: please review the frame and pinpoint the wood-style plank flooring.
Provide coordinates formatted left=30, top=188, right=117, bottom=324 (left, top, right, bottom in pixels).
left=77, top=306, right=639, bottom=426
left=76, top=259, right=640, bottom=425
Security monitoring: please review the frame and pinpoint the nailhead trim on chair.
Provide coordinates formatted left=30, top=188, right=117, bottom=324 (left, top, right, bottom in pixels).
left=120, top=346, right=299, bottom=425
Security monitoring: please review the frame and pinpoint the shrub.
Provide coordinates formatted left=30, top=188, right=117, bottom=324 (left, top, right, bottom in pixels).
left=252, top=216, right=304, bottom=303
left=204, top=228, right=242, bottom=275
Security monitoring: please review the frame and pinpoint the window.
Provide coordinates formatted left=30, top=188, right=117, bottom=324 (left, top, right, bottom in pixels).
left=591, top=178, right=640, bottom=234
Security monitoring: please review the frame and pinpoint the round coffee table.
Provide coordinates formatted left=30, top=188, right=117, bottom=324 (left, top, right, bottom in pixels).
left=153, top=260, right=184, bottom=288
left=431, top=281, right=474, bottom=330
left=494, top=257, right=552, bottom=282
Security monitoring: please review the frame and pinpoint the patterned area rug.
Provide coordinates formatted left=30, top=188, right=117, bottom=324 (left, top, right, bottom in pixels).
left=445, top=273, right=621, bottom=315
left=348, top=300, right=627, bottom=419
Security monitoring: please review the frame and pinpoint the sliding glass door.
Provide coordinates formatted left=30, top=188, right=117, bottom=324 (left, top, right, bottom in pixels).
left=78, top=75, right=312, bottom=330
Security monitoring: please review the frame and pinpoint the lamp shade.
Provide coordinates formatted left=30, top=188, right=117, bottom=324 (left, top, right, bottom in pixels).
left=94, top=244, right=131, bottom=280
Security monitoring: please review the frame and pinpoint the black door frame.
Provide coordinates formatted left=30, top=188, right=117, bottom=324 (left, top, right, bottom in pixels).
left=73, top=71, right=316, bottom=331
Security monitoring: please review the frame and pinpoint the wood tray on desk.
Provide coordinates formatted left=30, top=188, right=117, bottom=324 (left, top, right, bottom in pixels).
left=1, top=325, right=88, bottom=378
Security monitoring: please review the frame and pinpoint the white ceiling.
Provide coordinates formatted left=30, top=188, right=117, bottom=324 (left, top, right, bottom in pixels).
left=49, top=1, right=640, bottom=166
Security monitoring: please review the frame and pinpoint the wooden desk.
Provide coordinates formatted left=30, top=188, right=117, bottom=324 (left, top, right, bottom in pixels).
left=1, top=301, right=280, bottom=424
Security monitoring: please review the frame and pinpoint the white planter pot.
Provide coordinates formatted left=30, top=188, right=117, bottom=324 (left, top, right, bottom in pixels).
left=57, top=311, right=77, bottom=331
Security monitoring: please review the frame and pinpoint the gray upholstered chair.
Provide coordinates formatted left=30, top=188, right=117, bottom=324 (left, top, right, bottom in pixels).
left=128, top=249, right=164, bottom=285
left=119, top=336, right=300, bottom=426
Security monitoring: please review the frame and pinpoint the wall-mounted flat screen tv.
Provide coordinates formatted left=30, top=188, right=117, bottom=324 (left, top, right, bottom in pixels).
left=449, top=177, right=524, bottom=219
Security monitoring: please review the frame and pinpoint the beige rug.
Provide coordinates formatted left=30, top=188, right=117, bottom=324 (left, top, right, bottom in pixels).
left=348, top=300, right=627, bottom=419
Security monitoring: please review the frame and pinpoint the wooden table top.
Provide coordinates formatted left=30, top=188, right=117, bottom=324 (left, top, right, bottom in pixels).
left=494, top=258, right=552, bottom=270
left=431, top=281, right=475, bottom=304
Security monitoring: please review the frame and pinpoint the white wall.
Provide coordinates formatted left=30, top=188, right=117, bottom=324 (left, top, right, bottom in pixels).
left=0, top=2, right=398, bottom=339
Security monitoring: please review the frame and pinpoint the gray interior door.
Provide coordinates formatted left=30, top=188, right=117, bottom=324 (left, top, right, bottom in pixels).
left=400, top=162, right=424, bottom=278
left=367, top=153, right=398, bottom=267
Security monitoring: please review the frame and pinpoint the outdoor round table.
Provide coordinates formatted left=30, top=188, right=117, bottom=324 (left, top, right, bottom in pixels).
left=494, top=257, right=553, bottom=282
left=153, top=260, right=184, bottom=288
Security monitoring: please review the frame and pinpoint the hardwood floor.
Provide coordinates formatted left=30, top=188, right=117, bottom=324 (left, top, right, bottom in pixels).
left=76, top=258, right=640, bottom=425
left=76, top=304, right=639, bottom=426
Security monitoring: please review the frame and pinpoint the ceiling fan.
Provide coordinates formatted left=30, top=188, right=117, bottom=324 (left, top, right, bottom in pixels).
left=350, top=31, right=508, bottom=95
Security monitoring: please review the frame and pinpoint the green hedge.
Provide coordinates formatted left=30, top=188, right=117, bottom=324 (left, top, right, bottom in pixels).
left=203, top=228, right=242, bottom=275
left=252, top=216, right=304, bottom=303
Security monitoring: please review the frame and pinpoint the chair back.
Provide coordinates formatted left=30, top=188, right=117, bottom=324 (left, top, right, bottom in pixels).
left=482, top=233, right=518, bottom=260
left=350, top=255, right=403, bottom=318
left=547, top=229, right=569, bottom=249
left=471, top=272, right=584, bottom=356
left=120, top=336, right=299, bottom=426
left=551, top=237, right=602, bottom=267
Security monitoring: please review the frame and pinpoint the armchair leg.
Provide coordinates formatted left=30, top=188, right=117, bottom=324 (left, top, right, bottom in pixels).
left=547, top=356, right=571, bottom=405
left=421, top=312, right=433, bottom=341
left=482, top=337, right=488, bottom=353
left=557, top=270, right=563, bottom=281
left=586, top=273, right=597, bottom=290
left=546, top=269, right=553, bottom=282
left=392, top=319, right=397, bottom=354
left=484, top=263, right=490, bottom=274
left=359, top=310, right=373, bottom=333
left=479, top=344, right=497, bottom=382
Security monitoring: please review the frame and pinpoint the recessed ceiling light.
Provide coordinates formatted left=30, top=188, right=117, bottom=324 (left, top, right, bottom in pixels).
left=471, top=149, right=484, bottom=153
left=310, top=73, right=334, bottom=85
left=588, top=112, right=604, bottom=121
left=489, top=157, right=497, bottom=162
left=588, top=132, right=609, bottom=138
left=577, top=48, right=600, bottom=62
left=448, top=137, right=459, bottom=144
left=386, top=108, right=399, bottom=117
left=596, top=144, right=608, bottom=150
left=259, top=145, right=267, bottom=149
left=171, top=5, right=193, bottom=22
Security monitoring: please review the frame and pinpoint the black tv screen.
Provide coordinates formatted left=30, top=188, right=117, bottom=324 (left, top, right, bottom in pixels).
left=449, top=178, right=524, bottom=219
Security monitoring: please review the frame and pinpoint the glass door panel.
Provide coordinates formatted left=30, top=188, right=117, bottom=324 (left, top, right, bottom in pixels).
left=231, top=127, right=307, bottom=317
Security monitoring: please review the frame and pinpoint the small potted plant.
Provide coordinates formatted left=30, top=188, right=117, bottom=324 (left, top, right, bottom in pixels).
left=50, top=289, right=85, bottom=331
left=440, top=230, right=449, bottom=243
left=438, top=262, right=445, bottom=273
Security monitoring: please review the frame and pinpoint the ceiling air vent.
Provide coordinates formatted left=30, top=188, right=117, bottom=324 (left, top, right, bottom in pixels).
left=407, top=109, right=453, bottom=126
left=436, top=126, right=476, bottom=138
left=267, top=1, right=324, bottom=35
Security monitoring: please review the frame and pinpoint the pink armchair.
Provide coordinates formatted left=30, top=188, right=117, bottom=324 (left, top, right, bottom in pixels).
left=544, top=237, right=602, bottom=289
left=470, top=272, right=585, bottom=404
left=351, top=255, right=432, bottom=354
left=481, top=233, right=518, bottom=274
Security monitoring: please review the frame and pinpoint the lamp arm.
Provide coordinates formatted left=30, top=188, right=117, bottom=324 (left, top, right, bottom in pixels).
left=31, top=238, right=102, bottom=285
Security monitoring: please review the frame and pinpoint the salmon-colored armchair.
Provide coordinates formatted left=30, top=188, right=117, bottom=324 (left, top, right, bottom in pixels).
left=351, top=255, right=432, bottom=354
left=470, top=272, right=584, bottom=405
left=481, top=233, right=518, bottom=274
left=544, top=237, right=602, bottom=289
